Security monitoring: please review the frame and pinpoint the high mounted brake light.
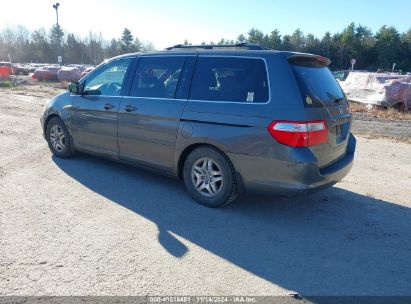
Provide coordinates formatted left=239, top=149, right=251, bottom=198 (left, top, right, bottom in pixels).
left=315, top=55, right=331, bottom=66
left=267, top=120, right=328, bottom=147
left=288, top=55, right=331, bottom=67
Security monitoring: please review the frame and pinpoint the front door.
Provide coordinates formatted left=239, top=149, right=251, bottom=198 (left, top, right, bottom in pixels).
left=71, top=58, right=134, bottom=157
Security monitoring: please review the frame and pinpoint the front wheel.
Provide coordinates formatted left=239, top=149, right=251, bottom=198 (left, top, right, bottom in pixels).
left=45, top=117, right=75, bottom=158
left=183, top=147, right=238, bottom=207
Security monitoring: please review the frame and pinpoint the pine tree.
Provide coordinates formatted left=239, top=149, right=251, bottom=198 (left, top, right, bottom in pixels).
left=121, top=28, right=134, bottom=53
left=49, top=24, right=64, bottom=45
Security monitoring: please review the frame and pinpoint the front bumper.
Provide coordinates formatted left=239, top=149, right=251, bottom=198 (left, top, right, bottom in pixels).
left=228, top=133, right=356, bottom=196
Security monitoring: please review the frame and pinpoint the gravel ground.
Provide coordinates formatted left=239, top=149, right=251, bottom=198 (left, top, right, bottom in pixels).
left=0, top=89, right=410, bottom=296
left=352, top=114, right=411, bottom=143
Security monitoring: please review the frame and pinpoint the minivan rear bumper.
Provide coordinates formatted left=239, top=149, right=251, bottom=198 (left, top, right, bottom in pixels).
left=228, top=133, right=356, bottom=196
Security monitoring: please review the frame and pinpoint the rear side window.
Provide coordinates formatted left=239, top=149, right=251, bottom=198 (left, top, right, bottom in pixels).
left=130, top=57, right=185, bottom=99
left=291, top=65, right=346, bottom=107
left=190, top=57, right=269, bottom=103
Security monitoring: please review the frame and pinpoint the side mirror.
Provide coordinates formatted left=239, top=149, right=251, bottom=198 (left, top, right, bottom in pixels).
left=68, top=82, right=80, bottom=95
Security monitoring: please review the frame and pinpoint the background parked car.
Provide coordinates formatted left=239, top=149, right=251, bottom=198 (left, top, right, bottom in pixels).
left=0, top=62, right=12, bottom=78
left=32, top=66, right=61, bottom=81
left=57, top=66, right=85, bottom=82
left=333, top=70, right=350, bottom=81
left=80, top=66, right=95, bottom=78
left=0, top=62, right=13, bottom=74
left=12, top=64, right=29, bottom=75
left=28, top=63, right=45, bottom=73
left=0, top=62, right=30, bottom=75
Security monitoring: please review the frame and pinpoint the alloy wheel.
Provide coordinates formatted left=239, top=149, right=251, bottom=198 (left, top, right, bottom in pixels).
left=191, top=158, right=224, bottom=197
left=49, top=124, right=66, bottom=152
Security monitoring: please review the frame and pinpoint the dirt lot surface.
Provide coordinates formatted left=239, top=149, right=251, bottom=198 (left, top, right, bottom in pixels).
left=350, top=102, right=411, bottom=143
left=351, top=116, right=411, bottom=143
left=0, top=85, right=410, bottom=296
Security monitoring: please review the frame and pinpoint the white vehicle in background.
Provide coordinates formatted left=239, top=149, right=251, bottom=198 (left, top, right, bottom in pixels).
left=341, top=71, right=411, bottom=111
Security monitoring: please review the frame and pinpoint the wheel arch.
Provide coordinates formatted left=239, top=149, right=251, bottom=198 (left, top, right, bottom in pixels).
left=44, top=113, right=76, bottom=157
left=43, top=114, right=60, bottom=135
left=44, top=112, right=74, bottom=144
left=44, top=105, right=72, bottom=135
left=177, top=143, right=245, bottom=193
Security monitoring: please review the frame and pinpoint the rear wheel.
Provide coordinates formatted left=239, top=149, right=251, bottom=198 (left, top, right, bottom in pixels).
left=183, top=147, right=238, bottom=207
left=46, top=117, right=75, bottom=158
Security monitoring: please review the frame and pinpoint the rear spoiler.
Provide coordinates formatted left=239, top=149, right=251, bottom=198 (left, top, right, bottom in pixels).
left=288, top=54, right=331, bottom=67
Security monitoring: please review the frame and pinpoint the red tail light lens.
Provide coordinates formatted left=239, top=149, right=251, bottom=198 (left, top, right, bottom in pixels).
left=267, top=120, right=328, bottom=147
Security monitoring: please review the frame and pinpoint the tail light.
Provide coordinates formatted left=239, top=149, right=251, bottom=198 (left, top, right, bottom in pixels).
left=267, top=120, right=328, bottom=147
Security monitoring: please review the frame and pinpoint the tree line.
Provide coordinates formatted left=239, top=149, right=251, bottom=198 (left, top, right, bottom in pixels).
left=0, top=23, right=410, bottom=71
left=235, top=24, right=411, bottom=71
left=0, top=26, right=154, bottom=65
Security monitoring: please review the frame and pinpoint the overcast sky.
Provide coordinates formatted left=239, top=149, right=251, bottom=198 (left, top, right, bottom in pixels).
left=1, top=0, right=411, bottom=49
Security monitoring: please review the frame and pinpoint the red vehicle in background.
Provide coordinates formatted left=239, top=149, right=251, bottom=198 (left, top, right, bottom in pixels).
left=12, top=64, right=29, bottom=75
left=0, top=62, right=30, bottom=75
left=32, top=66, right=61, bottom=81
left=57, top=66, right=85, bottom=82
left=80, top=66, right=95, bottom=78
left=0, top=62, right=13, bottom=77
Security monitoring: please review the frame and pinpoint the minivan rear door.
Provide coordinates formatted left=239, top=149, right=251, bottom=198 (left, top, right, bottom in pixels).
left=289, top=55, right=352, bottom=168
left=117, top=55, right=196, bottom=171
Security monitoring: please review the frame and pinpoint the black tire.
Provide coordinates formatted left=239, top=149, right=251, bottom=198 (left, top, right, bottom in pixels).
left=45, top=117, right=75, bottom=158
left=183, top=147, right=238, bottom=207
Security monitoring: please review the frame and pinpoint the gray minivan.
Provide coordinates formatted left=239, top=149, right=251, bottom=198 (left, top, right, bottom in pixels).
left=41, top=44, right=356, bottom=207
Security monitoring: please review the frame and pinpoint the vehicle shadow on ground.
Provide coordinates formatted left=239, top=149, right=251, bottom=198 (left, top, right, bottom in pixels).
left=53, top=154, right=411, bottom=296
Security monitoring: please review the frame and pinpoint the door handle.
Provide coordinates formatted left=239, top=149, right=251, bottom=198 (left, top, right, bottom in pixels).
left=124, top=105, right=137, bottom=112
left=104, top=103, right=114, bottom=110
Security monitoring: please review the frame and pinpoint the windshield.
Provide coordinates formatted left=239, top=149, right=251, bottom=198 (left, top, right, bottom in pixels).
left=292, top=65, right=346, bottom=107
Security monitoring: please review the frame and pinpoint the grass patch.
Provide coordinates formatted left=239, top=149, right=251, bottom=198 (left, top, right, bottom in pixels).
left=350, top=101, right=411, bottom=121
left=0, top=80, right=12, bottom=87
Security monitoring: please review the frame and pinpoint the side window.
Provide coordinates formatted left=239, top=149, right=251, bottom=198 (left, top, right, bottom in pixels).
left=190, top=57, right=269, bottom=103
left=130, top=57, right=185, bottom=98
left=84, top=58, right=133, bottom=96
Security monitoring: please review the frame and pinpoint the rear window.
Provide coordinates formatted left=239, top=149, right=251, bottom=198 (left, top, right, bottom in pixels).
left=291, top=65, right=345, bottom=107
left=190, top=57, right=269, bottom=103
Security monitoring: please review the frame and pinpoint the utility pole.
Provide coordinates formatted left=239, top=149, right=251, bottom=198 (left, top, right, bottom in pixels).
left=52, top=3, right=62, bottom=66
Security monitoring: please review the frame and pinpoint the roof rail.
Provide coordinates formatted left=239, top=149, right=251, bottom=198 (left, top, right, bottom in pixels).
left=165, top=43, right=271, bottom=51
